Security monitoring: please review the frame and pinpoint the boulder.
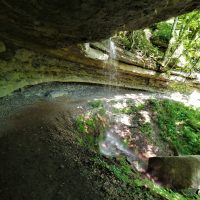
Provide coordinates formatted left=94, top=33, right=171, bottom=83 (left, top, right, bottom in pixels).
left=147, top=155, right=200, bottom=189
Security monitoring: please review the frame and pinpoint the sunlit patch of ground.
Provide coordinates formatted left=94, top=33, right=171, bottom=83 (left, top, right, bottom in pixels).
left=79, top=88, right=199, bottom=174
left=81, top=97, right=169, bottom=173
left=0, top=82, right=199, bottom=199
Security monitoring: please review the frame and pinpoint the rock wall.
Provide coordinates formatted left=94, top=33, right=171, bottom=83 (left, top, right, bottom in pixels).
left=0, top=1, right=200, bottom=97
left=0, top=1, right=199, bottom=48
left=0, top=40, right=199, bottom=97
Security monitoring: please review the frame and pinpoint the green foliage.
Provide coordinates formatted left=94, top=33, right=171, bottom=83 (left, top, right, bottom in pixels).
left=77, top=134, right=96, bottom=149
left=140, top=122, right=153, bottom=137
left=150, top=99, right=200, bottom=155
left=162, top=11, right=200, bottom=72
left=79, top=98, right=200, bottom=155
left=76, top=98, right=199, bottom=199
left=75, top=114, right=98, bottom=150
left=152, top=22, right=172, bottom=42
left=76, top=115, right=86, bottom=133
left=114, top=10, right=200, bottom=75
left=88, top=100, right=103, bottom=108
left=114, top=30, right=160, bottom=57
left=75, top=102, right=108, bottom=150
left=94, top=156, right=192, bottom=200
left=113, top=102, right=145, bottom=114
left=85, top=118, right=96, bottom=129
left=115, top=31, right=132, bottom=50
left=169, top=81, right=192, bottom=93
left=177, top=11, right=200, bottom=72
left=98, top=157, right=133, bottom=183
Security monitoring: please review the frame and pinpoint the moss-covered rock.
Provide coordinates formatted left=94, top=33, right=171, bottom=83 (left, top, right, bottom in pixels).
left=147, top=155, right=200, bottom=189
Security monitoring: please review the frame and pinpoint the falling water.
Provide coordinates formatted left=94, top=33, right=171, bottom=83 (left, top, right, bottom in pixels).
left=107, top=38, right=118, bottom=91
left=108, top=38, right=116, bottom=59
left=99, top=41, right=147, bottom=172
left=99, top=125, right=137, bottom=159
left=98, top=117, right=147, bottom=172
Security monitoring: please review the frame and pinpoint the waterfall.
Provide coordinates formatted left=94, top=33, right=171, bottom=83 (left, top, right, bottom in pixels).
left=105, top=38, right=118, bottom=95
left=98, top=115, right=147, bottom=172
left=108, top=38, right=116, bottom=59
left=99, top=40, right=147, bottom=172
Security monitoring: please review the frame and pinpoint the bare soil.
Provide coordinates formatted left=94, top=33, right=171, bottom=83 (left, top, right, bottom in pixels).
left=0, top=83, right=162, bottom=200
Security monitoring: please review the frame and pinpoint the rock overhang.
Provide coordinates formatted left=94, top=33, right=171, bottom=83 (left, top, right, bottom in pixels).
left=0, top=0, right=199, bottom=48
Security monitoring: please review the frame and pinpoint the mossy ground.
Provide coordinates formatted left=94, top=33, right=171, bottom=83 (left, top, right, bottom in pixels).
left=0, top=83, right=199, bottom=200
left=75, top=98, right=200, bottom=200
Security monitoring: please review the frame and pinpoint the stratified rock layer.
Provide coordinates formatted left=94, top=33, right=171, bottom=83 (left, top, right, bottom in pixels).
left=0, top=0, right=199, bottom=47
left=1, top=40, right=199, bottom=97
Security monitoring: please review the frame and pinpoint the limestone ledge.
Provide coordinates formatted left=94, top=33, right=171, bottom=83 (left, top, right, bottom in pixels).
left=0, top=40, right=199, bottom=97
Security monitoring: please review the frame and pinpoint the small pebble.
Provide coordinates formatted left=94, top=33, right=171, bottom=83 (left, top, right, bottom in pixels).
left=60, top=164, right=65, bottom=169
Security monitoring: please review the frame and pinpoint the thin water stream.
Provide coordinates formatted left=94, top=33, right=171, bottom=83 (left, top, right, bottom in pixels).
left=99, top=39, right=144, bottom=170
left=0, top=82, right=199, bottom=174
left=97, top=40, right=200, bottom=173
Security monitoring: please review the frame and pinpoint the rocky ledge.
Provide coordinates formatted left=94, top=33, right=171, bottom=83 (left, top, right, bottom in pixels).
left=0, top=40, right=199, bottom=97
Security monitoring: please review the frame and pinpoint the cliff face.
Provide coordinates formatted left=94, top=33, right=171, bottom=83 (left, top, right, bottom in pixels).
left=0, top=0, right=199, bottom=48
left=0, top=40, right=199, bottom=97
left=0, top=1, right=199, bottom=97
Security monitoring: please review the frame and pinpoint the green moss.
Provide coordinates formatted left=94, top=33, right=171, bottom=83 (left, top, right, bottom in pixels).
left=94, top=156, right=193, bottom=200
left=75, top=112, right=106, bottom=150
left=169, top=82, right=192, bottom=93
left=88, top=100, right=103, bottom=108
left=140, top=122, right=153, bottom=137
left=113, top=103, right=145, bottom=114
left=151, top=22, right=172, bottom=43
left=76, top=115, right=86, bottom=133
left=114, top=30, right=160, bottom=57
left=76, top=98, right=199, bottom=199
left=150, top=99, right=200, bottom=155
